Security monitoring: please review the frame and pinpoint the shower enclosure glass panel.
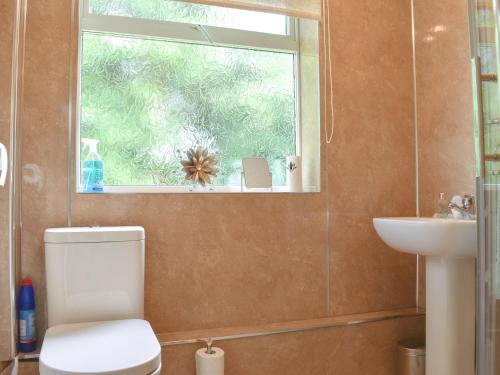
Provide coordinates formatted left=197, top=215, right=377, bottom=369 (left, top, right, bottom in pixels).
left=0, top=0, right=23, bottom=361
left=471, top=0, right=500, bottom=374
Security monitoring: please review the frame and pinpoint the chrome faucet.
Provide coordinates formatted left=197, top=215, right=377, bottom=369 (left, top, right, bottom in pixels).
left=448, top=194, right=475, bottom=217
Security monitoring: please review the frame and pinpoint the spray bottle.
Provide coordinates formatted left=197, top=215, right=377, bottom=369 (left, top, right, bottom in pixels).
left=19, top=277, right=36, bottom=352
left=82, top=138, right=104, bottom=193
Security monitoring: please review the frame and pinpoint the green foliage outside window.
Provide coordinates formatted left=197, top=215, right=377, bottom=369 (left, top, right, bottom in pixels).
left=80, top=2, right=297, bottom=186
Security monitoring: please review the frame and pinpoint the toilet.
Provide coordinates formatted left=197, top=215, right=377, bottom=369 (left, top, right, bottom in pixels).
left=40, top=226, right=161, bottom=375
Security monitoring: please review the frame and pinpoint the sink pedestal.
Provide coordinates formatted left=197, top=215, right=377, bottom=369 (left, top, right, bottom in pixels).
left=373, top=217, right=477, bottom=375
left=426, top=256, right=475, bottom=375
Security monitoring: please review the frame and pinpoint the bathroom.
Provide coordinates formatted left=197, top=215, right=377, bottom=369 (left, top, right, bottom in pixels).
left=0, top=0, right=496, bottom=374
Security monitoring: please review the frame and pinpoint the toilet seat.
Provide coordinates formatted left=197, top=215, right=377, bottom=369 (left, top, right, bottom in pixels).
left=39, top=319, right=161, bottom=375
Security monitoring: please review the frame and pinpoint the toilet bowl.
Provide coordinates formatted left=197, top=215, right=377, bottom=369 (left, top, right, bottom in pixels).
left=40, top=227, right=161, bottom=375
left=40, top=320, right=161, bottom=375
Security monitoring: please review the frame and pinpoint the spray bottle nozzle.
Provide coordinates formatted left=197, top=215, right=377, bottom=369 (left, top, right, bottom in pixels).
left=82, top=138, right=100, bottom=153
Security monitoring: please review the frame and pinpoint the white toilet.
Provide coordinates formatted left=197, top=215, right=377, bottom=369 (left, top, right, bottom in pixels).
left=40, top=226, right=161, bottom=375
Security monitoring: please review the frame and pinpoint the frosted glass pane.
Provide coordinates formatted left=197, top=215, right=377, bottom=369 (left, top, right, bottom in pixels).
left=90, top=0, right=288, bottom=35
left=80, top=33, right=296, bottom=186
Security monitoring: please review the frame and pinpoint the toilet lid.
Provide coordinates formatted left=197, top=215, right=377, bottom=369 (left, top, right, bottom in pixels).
left=40, top=319, right=161, bottom=375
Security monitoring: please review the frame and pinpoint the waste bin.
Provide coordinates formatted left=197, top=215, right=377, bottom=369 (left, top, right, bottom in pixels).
left=398, top=340, right=425, bottom=375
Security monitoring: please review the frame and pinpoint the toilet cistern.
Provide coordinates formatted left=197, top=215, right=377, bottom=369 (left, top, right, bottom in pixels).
left=40, top=226, right=161, bottom=375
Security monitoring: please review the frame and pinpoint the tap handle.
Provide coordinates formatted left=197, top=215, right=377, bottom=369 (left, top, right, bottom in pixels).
left=463, top=194, right=475, bottom=213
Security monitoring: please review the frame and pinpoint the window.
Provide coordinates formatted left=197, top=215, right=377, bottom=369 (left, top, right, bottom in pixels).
left=78, top=0, right=319, bottom=192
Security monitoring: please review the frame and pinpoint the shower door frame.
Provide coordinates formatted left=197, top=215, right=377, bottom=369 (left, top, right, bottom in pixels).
left=470, top=0, right=500, bottom=374
left=0, top=0, right=26, bottom=362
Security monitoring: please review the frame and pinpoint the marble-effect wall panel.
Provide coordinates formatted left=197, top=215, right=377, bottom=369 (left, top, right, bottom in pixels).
left=162, top=315, right=425, bottom=375
left=18, top=0, right=422, bottom=346
left=0, top=362, right=11, bottom=375
left=327, top=0, right=418, bottom=315
left=414, top=0, right=475, bottom=217
left=413, top=0, right=476, bottom=307
left=71, top=193, right=328, bottom=332
left=20, top=0, right=71, bottom=344
left=16, top=361, right=37, bottom=375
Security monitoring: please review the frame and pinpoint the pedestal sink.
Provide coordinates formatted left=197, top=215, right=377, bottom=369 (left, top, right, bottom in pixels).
left=373, top=217, right=477, bottom=375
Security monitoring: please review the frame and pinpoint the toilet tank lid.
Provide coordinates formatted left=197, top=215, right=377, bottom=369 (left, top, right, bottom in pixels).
left=44, top=226, right=145, bottom=243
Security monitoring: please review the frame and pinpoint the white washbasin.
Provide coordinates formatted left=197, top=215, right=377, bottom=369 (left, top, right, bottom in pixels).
left=374, top=216, right=478, bottom=375
left=373, top=217, right=477, bottom=258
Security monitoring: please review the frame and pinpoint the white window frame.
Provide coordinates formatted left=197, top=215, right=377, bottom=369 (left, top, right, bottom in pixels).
left=76, top=0, right=303, bottom=193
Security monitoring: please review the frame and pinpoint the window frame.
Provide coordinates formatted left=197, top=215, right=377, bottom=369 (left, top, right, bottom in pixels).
left=77, top=0, right=303, bottom=193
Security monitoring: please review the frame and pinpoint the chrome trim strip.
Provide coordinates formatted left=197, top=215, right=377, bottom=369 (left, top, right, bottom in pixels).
left=10, top=358, right=18, bottom=375
left=8, top=0, right=20, bottom=360
left=67, top=0, right=76, bottom=227
left=476, top=176, right=487, bottom=375
left=410, top=0, right=419, bottom=218
left=409, top=0, right=421, bottom=308
left=8, top=0, right=27, bottom=360
left=159, top=311, right=424, bottom=347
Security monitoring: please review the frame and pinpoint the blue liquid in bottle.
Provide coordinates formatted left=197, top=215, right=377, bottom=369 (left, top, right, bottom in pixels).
left=83, top=159, right=104, bottom=193
left=19, top=277, right=36, bottom=353
left=82, top=138, right=104, bottom=193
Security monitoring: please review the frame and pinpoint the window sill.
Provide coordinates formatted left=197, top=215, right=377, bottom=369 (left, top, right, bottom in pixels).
left=76, top=185, right=321, bottom=194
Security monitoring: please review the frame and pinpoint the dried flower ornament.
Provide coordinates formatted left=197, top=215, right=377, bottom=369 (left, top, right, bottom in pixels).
left=180, top=146, right=219, bottom=186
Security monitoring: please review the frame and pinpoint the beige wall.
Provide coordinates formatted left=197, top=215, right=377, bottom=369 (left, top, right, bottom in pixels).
left=328, top=0, right=417, bottom=315
left=15, top=0, right=426, bottom=373
left=20, top=0, right=71, bottom=345
left=413, top=0, right=476, bottom=307
left=161, top=316, right=424, bottom=375
left=414, top=0, right=475, bottom=216
left=20, top=0, right=419, bottom=337
left=0, top=361, right=12, bottom=375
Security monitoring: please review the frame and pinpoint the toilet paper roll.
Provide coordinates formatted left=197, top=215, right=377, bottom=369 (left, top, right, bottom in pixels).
left=286, top=156, right=303, bottom=193
left=196, top=347, right=224, bottom=375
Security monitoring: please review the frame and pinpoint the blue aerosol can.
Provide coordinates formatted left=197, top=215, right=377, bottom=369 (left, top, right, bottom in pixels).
left=18, top=277, right=36, bottom=352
